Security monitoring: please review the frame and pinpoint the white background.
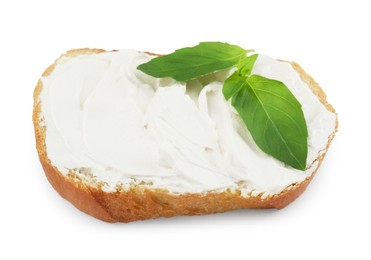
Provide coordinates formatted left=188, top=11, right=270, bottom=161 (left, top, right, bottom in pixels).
left=1, top=0, right=370, bottom=259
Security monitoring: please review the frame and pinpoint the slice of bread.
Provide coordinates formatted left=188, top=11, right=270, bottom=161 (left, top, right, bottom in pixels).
left=33, top=48, right=338, bottom=223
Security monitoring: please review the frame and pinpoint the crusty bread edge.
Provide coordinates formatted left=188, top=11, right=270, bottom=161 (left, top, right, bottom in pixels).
left=33, top=48, right=338, bottom=223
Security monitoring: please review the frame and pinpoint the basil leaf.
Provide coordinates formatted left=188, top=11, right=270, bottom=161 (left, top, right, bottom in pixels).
left=137, top=42, right=309, bottom=170
left=232, top=75, right=308, bottom=170
left=137, top=42, right=248, bottom=81
left=238, top=54, right=258, bottom=76
left=222, top=71, right=247, bottom=100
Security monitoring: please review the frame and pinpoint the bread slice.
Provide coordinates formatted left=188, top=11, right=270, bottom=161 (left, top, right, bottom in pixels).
left=33, top=48, right=338, bottom=223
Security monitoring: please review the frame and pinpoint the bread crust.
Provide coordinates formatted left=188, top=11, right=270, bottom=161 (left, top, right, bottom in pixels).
left=33, top=48, right=338, bottom=222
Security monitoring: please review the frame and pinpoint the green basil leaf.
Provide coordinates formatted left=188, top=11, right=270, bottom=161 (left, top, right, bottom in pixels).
left=137, top=41, right=309, bottom=171
left=232, top=75, right=308, bottom=170
left=137, top=42, right=249, bottom=81
left=222, top=71, right=247, bottom=100
left=238, top=54, right=259, bottom=76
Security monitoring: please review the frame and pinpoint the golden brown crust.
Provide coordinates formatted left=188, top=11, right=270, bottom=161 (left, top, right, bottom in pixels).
left=33, top=49, right=338, bottom=223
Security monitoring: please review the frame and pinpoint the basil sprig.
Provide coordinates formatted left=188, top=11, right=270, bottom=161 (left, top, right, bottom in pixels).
left=137, top=42, right=308, bottom=170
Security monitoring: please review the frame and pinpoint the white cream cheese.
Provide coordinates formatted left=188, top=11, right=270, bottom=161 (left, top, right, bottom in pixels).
left=40, top=50, right=336, bottom=197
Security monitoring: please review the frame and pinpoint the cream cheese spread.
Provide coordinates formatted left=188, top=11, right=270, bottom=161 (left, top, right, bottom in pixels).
left=40, top=50, right=336, bottom=197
